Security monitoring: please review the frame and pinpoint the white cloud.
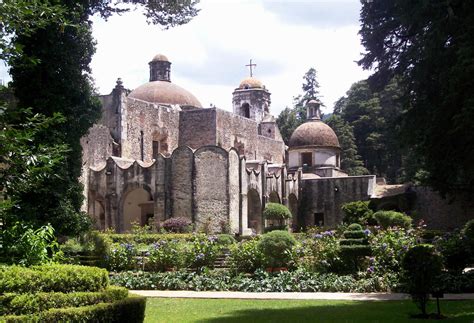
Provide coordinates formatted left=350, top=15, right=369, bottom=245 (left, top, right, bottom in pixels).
left=90, top=0, right=371, bottom=114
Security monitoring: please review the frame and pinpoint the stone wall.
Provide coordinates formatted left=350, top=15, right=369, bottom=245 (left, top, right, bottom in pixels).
left=300, top=175, right=375, bottom=228
left=228, top=149, right=241, bottom=233
left=194, top=146, right=229, bottom=233
left=413, top=187, right=474, bottom=230
left=170, top=146, right=194, bottom=222
left=122, top=98, right=180, bottom=161
left=178, top=109, right=216, bottom=148
left=257, top=135, right=285, bottom=163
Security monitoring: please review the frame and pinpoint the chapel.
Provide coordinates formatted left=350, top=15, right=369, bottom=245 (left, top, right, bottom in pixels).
left=81, top=54, right=376, bottom=234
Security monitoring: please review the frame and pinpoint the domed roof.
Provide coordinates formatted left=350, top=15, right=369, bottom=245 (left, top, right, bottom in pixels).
left=129, top=81, right=202, bottom=108
left=239, top=77, right=263, bottom=89
left=151, top=53, right=169, bottom=62
left=289, top=120, right=340, bottom=149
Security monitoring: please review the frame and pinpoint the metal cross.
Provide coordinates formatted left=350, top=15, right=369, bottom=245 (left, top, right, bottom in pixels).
left=245, top=59, right=256, bottom=77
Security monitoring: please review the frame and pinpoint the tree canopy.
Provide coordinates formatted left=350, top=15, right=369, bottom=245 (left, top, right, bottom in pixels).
left=359, top=0, right=474, bottom=194
left=277, top=68, right=322, bottom=143
left=1, top=0, right=200, bottom=236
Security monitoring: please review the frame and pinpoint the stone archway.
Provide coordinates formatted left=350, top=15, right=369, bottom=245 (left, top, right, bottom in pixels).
left=247, top=189, right=262, bottom=234
left=121, top=188, right=153, bottom=232
left=269, top=191, right=280, bottom=203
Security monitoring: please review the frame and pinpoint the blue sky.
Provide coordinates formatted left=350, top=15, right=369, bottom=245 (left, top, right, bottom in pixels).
left=1, top=0, right=370, bottom=115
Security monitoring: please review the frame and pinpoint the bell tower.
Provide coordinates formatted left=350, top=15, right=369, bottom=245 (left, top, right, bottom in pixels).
left=232, top=59, right=271, bottom=123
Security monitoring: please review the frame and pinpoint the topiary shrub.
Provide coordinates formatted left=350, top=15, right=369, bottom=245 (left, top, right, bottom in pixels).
left=258, top=230, right=296, bottom=268
left=402, top=244, right=443, bottom=317
left=373, top=211, right=412, bottom=229
left=339, top=224, right=371, bottom=273
left=263, top=203, right=292, bottom=232
left=162, top=217, right=192, bottom=233
left=341, top=201, right=374, bottom=225
left=263, top=203, right=292, bottom=220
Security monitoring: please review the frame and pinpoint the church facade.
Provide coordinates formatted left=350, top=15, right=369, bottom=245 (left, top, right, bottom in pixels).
left=81, top=54, right=375, bottom=234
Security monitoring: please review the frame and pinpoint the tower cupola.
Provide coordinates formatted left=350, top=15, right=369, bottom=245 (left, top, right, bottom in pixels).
left=149, top=53, right=171, bottom=82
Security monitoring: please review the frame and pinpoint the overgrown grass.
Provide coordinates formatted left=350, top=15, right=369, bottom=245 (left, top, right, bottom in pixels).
left=144, top=298, right=474, bottom=322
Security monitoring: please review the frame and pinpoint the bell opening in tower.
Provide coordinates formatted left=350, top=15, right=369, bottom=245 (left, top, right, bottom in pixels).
left=242, top=103, right=250, bottom=118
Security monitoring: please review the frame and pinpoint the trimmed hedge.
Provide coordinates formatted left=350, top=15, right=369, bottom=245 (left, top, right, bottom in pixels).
left=263, top=203, right=292, bottom=219
left=0, top=286, right=128, bottom=316
left=103, top=233, right=195, bottom=244
left=373, top=211, right=412, bottom=229
left=0, top=264, right=108, bottom=294
left=2, top=296, right=146, bottom=323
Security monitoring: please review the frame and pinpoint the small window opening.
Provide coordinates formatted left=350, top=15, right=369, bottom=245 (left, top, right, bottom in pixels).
left=301, top=152, right=312, bottom=167
left=314, top=213, right=324, bottom=226
left=242, top=103, right=250, bottom=118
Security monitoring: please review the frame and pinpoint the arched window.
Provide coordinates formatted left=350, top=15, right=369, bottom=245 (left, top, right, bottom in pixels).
left=242, top=103, right=250, bottom=118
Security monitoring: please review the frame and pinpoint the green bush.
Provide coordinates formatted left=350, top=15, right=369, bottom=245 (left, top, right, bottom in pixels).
left=147, top=239, right=184, bottom=271
left=263, top=203, right=292, bottom=219
left=347, top=223, right=363, bottom=231
left=402, top=244, right=443, bottom=317
left=341, top=201, right=374, bottom=225
left=296, top=230, right=343, bottom=273
left=216, top=234, right=236, bottom=246
left=98, top=233, right=195, bottom=245
left=462, top=219, right=474, bottom=262
left=107, top=243, right=140, bottom=272
left=0, top=264, right=108, bottom=294
left=258, top=230, right=296, bottom=268
left=185, top=234, right=221, bottom=270
left=435, top=232, right=470, bottom=273
left=229, top=238, right=264, bottom=273
left=369, top=227, right=418, bottom=275
left=2, top=296, right=146, bottom=322
left=342, top=230, right=365, bottom=239
left=373, top=211, right=412, bottom=229
left=0, top=286, right=128, bottom=316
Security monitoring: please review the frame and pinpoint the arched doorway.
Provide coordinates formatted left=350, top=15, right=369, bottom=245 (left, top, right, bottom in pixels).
left=247, top=189, right=262, bottom=234
left=122, top=188, right=153, bottom=232
left=269, top=191, right=280, bottom=203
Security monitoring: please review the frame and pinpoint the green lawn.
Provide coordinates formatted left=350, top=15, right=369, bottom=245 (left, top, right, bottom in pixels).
left=145, top=298, right=474, bottom=323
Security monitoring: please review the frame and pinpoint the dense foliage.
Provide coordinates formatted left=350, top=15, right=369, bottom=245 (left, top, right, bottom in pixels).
left=373, top=211, right=412, bottom=229
left=341, top=201, right=374, bottom=225
left=359, top=0, right=474, bottom=194
left=0, top=0, right=200, bottom=237
left=331, top=79, right=405, bottom=182
left=258, top=230, right=297, bottom=268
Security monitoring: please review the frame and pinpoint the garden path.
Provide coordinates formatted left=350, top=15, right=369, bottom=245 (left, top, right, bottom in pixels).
left=130, top=291, right=474, bottom=301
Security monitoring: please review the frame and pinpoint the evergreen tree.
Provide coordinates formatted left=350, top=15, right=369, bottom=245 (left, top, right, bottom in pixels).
left=326, top=114, right=368, bottom=176
left=359, top=0, right=474, bottom=195
left=277, top=68, right=322, bottom=143
left=2, top=0, right=199, bottom=235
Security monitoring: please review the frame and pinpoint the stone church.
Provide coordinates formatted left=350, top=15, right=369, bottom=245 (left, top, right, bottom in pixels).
left=81, top=53, right=378, bottom=234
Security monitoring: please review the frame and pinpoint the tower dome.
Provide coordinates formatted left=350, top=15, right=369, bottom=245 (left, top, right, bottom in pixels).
left=128, top=54, right=202, bottom=108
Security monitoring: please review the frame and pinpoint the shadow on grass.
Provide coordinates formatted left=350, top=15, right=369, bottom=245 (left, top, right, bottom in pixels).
left=194, top=300, right=474, bottom=323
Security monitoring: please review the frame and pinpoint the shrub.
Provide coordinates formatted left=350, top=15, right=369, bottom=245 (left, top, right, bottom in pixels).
left=341, top=201, right=374, bottom=225
left=339, top=224, right=371, bottom=273
left=0, top=286, right=128, bottom=316
left=373, top=211, right=412, bottom=229
left=185, top=234, right=220, bottom=270
left=434, top=232, right=470, bottom=273
left=216, top=234, right=236, bottom=246
left=0, top=264, right=109, bottom=294
left=258, top=230, right=296, bottom=268
left=162, top=217, right=192, bottom=233
left=2, top=296, right=146, bottom=322
left=147, top=239, right=184, bottom=271
left=296, top=230, right=342, bottom=273
left=229, top=238, right=264, bottom=273
left=263, top=203, right=292, bottom=219
left=462, top=219, right=474, bottom=262
left=106, top=243, right=139, bottom=271
left=402, top=244, right=443, bottom=317
left=369, top=227, right=417, bottom=275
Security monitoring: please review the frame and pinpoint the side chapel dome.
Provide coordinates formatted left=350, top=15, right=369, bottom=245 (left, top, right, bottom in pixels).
left=289, top=120, right=340, bottom=149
